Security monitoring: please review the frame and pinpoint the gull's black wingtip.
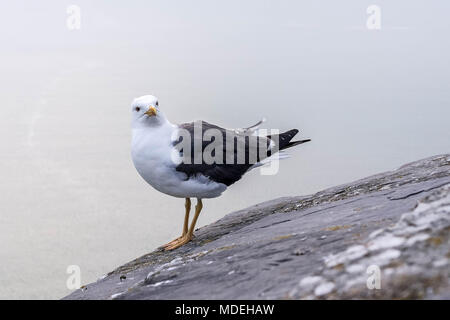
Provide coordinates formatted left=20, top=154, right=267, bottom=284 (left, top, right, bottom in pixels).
left=268, top=129, right=311, bottom=150
left=283, top=138, right=311, bottom=149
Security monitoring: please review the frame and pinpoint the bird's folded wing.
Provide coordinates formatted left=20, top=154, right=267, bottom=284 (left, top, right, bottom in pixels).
left=173, top=121, right=271, bottom=186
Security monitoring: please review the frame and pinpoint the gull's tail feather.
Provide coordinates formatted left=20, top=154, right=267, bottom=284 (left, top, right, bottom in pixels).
left=235, top=118, right=266, bottom=135
left=244, top=118, right=266, bottom=131
left=268, top=129, right=311, bottom=151
left=284, top=138, right=311, bottom=149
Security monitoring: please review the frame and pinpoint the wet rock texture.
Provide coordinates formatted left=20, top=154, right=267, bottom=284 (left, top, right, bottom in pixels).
left=64, top=155, right=450, bottom=300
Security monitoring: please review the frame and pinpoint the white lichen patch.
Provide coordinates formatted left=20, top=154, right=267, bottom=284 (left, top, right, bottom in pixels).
left=110, top=291, right=125, bottom=300
left=324, top=245, right=368, bottom=267
left=145, top=256, right=186, bottom=283
left=149, top=280, right=173, bottom=287
left=299, top=276, right=324, bottom=288
left=367, top=234, right=405, bottom=251
left=405, top=233, right=430, bottom=246
left=290, top=183, right=450, bottom=299
left=346, top=264, right=365, bottom=274
left=165, top=267, right=178, bottom=271
left=314, top=282, right=335, bottom=296
left=432, top=258, right=448, bottom=268
left=369, top=249, right=401, bottom=266
left=369, top=229, right=384, bottom=239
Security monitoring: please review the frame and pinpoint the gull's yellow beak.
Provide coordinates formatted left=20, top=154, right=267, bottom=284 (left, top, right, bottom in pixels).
left=145, top=106, right=157, bottom=117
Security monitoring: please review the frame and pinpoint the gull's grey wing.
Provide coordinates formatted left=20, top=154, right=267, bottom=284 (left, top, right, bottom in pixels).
left=173, top=121, right=270, bottom=186
left=173, top=121, right=309, bottom=186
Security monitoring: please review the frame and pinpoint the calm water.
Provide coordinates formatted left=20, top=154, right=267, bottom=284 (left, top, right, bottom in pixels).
left=0, top=1, right=449, bottom=299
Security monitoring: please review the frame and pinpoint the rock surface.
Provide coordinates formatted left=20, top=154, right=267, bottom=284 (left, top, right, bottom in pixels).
left=64, top=155, right=450, bottom=300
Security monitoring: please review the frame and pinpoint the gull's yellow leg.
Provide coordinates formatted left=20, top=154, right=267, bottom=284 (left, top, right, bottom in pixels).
left=182, top=198, right=191, bottom=235
left=187, top=199, right=202, bottom=237
left=160, top=198, right=191, bottom=249
left=165, top=198, right=203, bottom=250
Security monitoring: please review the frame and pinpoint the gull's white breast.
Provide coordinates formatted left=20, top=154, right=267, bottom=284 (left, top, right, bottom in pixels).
left=131, top=124, right=227, bottom=199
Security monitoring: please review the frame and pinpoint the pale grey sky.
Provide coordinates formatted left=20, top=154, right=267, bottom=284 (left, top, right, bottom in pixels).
left=0, top=0, right=449, bottom=299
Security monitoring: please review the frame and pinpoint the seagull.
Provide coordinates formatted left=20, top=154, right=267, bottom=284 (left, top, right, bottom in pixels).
left=131, top=95, right=310, bottom=250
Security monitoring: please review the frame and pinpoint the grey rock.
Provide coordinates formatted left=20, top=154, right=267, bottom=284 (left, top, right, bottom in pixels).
left=63, top=154, right=450, bottom=300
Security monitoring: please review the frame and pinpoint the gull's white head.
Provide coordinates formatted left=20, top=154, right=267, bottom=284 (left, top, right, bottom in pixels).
left=131, top=95, right=167, bottom=128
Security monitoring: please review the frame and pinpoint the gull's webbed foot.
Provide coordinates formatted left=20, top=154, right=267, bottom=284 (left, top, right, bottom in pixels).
left=161, top=198, right=202, bottom=251
left=164, top=234, right=193, bottom=251
left=159, top=236, right=183, bottom=250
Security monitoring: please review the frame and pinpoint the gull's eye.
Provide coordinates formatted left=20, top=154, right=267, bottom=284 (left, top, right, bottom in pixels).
left=135, top=107, right=140, bottom=112
left=155, top=101, right=159, bottom=107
